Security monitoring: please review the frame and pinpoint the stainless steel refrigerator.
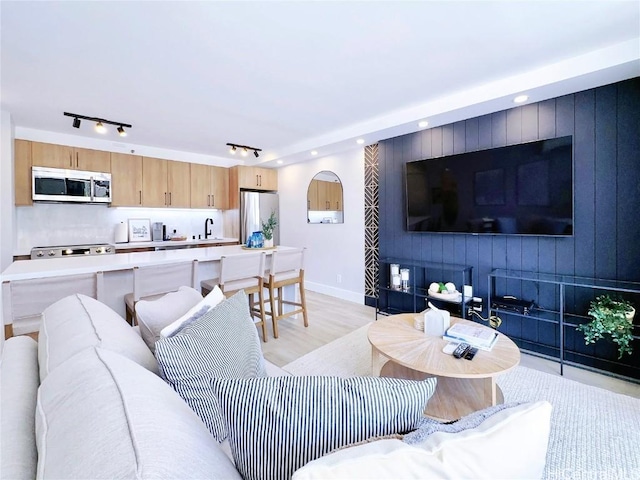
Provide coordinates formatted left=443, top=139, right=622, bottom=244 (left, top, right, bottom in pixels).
left=240, top=191, right=280, bottom=246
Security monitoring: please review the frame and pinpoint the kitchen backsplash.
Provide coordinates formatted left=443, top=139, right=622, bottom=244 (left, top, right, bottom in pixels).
left=15, top=204, right=225, bottom=253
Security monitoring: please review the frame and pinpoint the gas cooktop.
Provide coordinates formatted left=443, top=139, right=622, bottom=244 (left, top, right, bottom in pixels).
left=30, top=243, right=115, bottom=260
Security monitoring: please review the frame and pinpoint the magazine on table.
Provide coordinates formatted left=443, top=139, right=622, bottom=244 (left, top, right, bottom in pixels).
left=443, top=323, right=499, bottom=351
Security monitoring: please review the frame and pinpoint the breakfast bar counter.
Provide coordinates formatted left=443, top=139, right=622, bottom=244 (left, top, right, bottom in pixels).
left=1, top=244, right=292, bottom=282
left=2, top=245, right=296, bottom=334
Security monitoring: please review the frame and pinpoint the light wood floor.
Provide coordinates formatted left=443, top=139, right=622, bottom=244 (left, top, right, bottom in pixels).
left=263, top=290, right=640, bottom=399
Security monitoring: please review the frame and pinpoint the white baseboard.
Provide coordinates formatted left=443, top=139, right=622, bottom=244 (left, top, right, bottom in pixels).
left=305, top=281, right=364, bottom=304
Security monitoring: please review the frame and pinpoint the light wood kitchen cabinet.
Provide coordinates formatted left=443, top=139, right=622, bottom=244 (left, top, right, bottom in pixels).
left=167, top=160, right=191, bottom=208
left=14, top=139, right=32, bottom=206
left=235, top=166, right=277, bottom=191
left=328, top=181, right=343, bottom=211
left=110, top=153, right=143, bottom=206
left=228, top=165, right=278, bottom=208
left=192, top=164, right=229, bottom=209
left=307, top=179, right=319, bottom=210
left=31, top=141, right=110, bottom=172
left=142, top=157, right=191, bottom=208
left=308, top=179, right=343, bottom=211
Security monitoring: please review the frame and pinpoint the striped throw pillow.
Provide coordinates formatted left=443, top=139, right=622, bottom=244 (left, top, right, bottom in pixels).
left=212, top=375, right=436, bottom=480
left=155, top=291, right=267, bottom=442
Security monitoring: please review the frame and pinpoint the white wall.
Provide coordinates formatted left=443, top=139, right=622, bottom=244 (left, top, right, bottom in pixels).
left=0, top=110, right=15, bottom=271
left=278, top=148, right=365, bottom=303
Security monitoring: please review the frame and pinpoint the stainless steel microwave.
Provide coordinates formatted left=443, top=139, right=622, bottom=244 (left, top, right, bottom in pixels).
left=32, top=166, right=112, bottom=203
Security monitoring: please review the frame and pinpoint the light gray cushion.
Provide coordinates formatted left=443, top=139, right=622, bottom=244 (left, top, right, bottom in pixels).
left=135, top=286, right=203, bottom=352
left=212, top=375, right=437, bottom=480
left=38, top=294, right=158, bottom=380
left=35, top=347, right=241, bottom=479
left=155, top=290, right=267, bottom=442
left=1, top=336, right=39, bottom=480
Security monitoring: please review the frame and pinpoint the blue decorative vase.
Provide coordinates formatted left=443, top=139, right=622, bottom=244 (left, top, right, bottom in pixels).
left=247, top=231, right=264, bottom=248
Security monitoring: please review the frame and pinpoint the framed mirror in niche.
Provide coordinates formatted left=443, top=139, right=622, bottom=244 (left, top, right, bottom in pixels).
left=307, top=171, right=344, bottom=224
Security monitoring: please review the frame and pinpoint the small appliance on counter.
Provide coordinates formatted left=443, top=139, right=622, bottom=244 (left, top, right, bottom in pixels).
left=114, top=222, right=128, bottom=243
left=152, top=222, right=165, bottom=242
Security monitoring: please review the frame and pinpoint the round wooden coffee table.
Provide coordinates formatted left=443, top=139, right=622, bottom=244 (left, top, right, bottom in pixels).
left=368, top=313, right=520, bottom=421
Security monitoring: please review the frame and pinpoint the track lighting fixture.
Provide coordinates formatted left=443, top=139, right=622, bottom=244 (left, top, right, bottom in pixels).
left=226, top=143, right=261, bottom=159
left=64, top=112, right=132, bottom=136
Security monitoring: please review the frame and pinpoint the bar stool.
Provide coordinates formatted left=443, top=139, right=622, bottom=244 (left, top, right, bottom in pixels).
left=263, top=248, right=308, bottom=338
left=124, top=260, right=198, bottom=325
left=200, top=252, right=268, bottom=342
left=2, top=272, right=104, bottom=338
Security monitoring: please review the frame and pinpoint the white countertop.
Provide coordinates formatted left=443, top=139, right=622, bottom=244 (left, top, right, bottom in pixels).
left=113, top=237, right=239, bottom=250
left=1, top=245, right=292, bottom=281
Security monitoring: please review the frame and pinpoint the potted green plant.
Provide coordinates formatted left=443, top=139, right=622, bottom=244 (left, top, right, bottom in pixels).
left=576, top=295, right=635, bottom=359
left=261, top=211, right=278, bottom=248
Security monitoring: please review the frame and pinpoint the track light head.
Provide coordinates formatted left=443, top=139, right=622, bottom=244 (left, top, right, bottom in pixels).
left=117, top=125, right=127, bottom=137
left=253, top=150, right=259, bottom=158
left=72, top=117, right=81, bottom=128
left=230, top=145, right=237, bottom=154
left=241, top=147, right=248, bottom=157
left=95, top=121, right=107, bottom=134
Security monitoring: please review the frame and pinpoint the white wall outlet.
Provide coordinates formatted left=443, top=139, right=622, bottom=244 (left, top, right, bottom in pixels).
left=337, top=274, right=342, bottom=283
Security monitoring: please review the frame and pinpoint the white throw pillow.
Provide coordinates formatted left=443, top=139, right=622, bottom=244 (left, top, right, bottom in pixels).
left=136, top=286, right=203, bottom=352
left=292, top=439, right=456, bottom=479
left=160, top=285, right=224, bottom=338
left=294, top=401, right=552, bottom=480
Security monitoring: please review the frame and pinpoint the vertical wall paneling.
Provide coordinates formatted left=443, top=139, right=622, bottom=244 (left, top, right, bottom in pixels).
left=616, top=80, right=640, bottom=280
left=573, top=90, right=596, bottom=279
left=594, top=85, right=617, bottom=280
left=373, top=78, right=640, bottom=377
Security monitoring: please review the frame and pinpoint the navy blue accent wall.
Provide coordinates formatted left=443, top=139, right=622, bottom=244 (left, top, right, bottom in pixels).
left=378, top=78, right=640, bottom=301
left=375, top=78, right=640, bottom=376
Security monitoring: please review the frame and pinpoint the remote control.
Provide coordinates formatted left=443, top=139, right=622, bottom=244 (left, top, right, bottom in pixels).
left=464, top=347, right=478, bottom=361
left=452, top=343, right=470, bottom=359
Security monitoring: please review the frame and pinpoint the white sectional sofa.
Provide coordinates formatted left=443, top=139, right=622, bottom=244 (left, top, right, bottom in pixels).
left=0, top=292, right=552, bottom=479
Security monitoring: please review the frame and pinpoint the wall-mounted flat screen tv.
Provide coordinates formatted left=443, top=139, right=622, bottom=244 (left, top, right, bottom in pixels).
left=405, top=136, right=573, bottom=236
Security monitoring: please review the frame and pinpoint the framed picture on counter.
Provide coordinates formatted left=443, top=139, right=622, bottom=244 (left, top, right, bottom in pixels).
left=128, top=219, right=151, bottom=242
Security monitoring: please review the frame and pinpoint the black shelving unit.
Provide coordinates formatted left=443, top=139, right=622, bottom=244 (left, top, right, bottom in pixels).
left=488, top=269, right=640, bottom=380
left=377, top=258, right=473, bottom=320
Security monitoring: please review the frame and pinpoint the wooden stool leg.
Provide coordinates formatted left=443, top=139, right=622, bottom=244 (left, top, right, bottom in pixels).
left=258, top=284, right=268, bottom=342
left=269, top=282, right=279, bottom=339
left=300, top=282, right=309, bottom=328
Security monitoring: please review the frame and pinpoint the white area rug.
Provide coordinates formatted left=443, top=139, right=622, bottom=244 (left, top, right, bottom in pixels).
left=283, top=324, right=640, bottom=480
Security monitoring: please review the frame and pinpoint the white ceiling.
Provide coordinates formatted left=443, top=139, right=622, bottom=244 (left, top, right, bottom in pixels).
left=1, top=1, right=639, bottom=167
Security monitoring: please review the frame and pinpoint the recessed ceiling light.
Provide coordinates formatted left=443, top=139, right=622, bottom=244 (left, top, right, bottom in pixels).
left=277, top=160, right=283, bottom=165
left=311, top=150, right=318, bottom=156
left=418, top=120, right=429, bottom=128
left=356, top=138, right=365, bottom=145
left=514, top=95, right=529, bottom=104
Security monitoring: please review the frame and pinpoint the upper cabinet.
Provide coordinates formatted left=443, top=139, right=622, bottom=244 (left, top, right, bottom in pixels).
left=228, top=166, right=278, bottom=208
left=236, top=166, right=278, bottom=191
left=14, top=139, right=32, bottom=206
left=191, top=164, right=229, bottom=209
left=31, top=141, right=110, bottom=172
left=111, top=153, right=143, bottom=207
left=141, top=157, right=191, bottom=208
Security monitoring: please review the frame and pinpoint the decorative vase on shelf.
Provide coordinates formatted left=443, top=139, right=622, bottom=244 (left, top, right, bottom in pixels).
left=248, top=231, right=264, bottom=248
left=264, top=238, right=274, bottom=248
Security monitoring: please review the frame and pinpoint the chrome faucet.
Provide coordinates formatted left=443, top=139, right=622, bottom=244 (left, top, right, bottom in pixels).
left=204, top=218, right=214, bottom=239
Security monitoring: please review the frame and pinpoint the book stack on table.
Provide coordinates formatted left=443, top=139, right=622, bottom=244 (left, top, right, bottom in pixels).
left=443, top=323, right=499, bottom=351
